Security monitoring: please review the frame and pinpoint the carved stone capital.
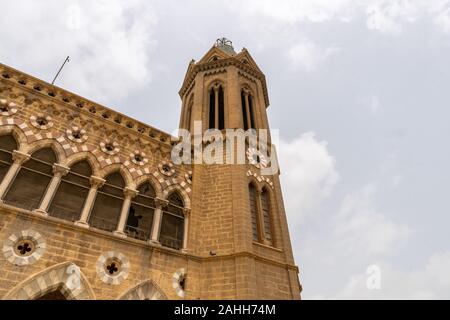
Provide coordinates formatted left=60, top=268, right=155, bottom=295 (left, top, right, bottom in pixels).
left=52, top=163, right=70, bottom=176
left=183, top=208, right=191, bottom=216
left=89, top=176, right=105, bottom=189
left=12, top=150, right=30, bottom=165
left=155, top=198, right=169, bottom=208
left=123, top=187, right=139, bottom=199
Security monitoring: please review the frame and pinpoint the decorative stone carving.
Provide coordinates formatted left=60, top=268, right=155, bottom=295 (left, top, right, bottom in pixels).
left=130, top=150, right=148, bottom=166
left=158, top=160, right=175, bottom=177
left=100, top=139, right=120, bottom=155
left=0, top=98, right=18, bottom=116
left=30, top=113, right=53, bottom=129
left=246, top=147, right=269, bottom=169
left=66, top=126, right=88, bottom=143
left=96, top=251, right=129, bottom=285
left=172, top=268, right=187, bottom=298
left=2, top=230, right=46, bottom=266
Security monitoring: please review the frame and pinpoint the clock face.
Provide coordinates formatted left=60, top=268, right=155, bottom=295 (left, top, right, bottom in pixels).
left=246, top=147, right=269, bottom=169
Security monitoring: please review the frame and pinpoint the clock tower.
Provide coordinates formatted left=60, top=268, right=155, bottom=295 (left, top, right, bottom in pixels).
left=178, top=38, right=302, bottom=299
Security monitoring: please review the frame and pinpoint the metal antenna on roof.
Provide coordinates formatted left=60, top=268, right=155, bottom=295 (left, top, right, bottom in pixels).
left=51, top=56, right=70, bottom=85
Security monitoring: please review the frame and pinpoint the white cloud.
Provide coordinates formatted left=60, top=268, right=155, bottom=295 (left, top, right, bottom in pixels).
left=367, top=95, right=381, bottom=114
left=334, top=252, right=450, bottom=299
left=366, top=0, right=419, bottom=35
left=288, top=39, right=340, bottom=71
left=297, top=182, right=412, bottom=299
left=0, top=0, right=157, bottom=104
left=279, top=132, right=338, bottom=223
left=430, top=0, right=450, bottom=33
left=235, top=0, right=355, bottom=23
left=333, top=184, right=412, bottom=258
left=230, top=0, right=450, bottom=35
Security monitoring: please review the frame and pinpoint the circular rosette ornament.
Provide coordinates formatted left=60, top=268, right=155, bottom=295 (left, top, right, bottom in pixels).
left=67, top=126, right=88, bottom=143
left=172, top=268, right=187, bottom=298
left=0, top=98, right=18, bottom=116
left=130, top=150, right=148, bottom=166
left=3, top=230, right=46, bottom=266
left=30, top=114, right=53, bottom=129
left=96, top=251, right=129, bottom=285
left=100, top=139, right=120, bottom=155
left=246, top=147, right=269, bottom=169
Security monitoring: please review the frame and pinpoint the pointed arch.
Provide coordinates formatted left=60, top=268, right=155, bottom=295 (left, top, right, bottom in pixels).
left=0, top=133, right=19, bottom=183
left=25, top=138, right=66, bottom=164
left=260, top=185, right=273, bottom=245
left=185, top=93, right=194, bottom=131
left=247, top=176, right=260, bottom=191
left=100, top=163, right=134, bottom=188
left=206, top=79, right=226, bottom=130
left=89, top=170, right=125, bottom=232
left=2, top=261, right=95, bottom=300
left=2, top=146, right=57, bottom=210
left=248, top=181, right=260, bottom=241
left=126, top=181, right=157, bottom=241
left=65, top=151, right=101, bottom=177
left=160, top=188, right=187, bottom=250
left=118, top=280, right=167, bottom=300
left=133, top=174, right=163, bottom=199
left=240, top=85, right=256, bottom=130
left=0, top=125, right=27, bottom=152
left=162, top=184, right=190, bottom=209
left=48, top=159, right=93, bottom=222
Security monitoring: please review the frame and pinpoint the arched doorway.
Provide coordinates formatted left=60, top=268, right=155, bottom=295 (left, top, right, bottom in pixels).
left=118, top=280, right=167, bottom=300
left=2, top=261, right=95, bottom=300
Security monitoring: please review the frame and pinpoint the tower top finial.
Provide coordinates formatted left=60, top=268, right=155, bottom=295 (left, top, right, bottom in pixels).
left=214, top=37, right=236, bottom=55
left=215, top=37, right=233, bottom=47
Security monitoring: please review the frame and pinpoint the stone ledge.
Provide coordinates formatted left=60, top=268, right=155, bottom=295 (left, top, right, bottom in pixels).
left=0, top=203, right=299, bottom=272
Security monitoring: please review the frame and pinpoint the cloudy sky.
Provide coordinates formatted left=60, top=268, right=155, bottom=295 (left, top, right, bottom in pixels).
left=2, top=0, right=450, bottom=299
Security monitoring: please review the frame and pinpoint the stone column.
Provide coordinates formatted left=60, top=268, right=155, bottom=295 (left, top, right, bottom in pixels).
left=34, top=163, right=70, bottom=216
left=181, top=208, right=191, bottom=253
left=75, top=176, right=105, bottom=228
left=0, top=150, right=30, bottom=200
left=149, top=198, right=168, bottom=245
left=114, top=187, right=139, bottom=237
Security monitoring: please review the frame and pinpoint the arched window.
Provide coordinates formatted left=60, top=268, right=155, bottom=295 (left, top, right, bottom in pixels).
left=260, top=187, right=273, bottom=245
left=126, top=182, right=156, bottom=241
left=3, top=147, right=56, bottom=210
left=218, top=86, right=224, bottom=130
left=241, top=90, right=255, bottom=130
left=0, top=134, right=18, bottom=182
left=48, top=160, right=92, bottom=222
left=208, top=85, right=224, bottom=130
left=159, top=192, right=184, bottom=250
left=248, top=94, right=255, bottom=129
left=89, top=172, right=125, bottom=232
left=248, top=183, right=274, bottom=245
left=241, top=91, right=248, bottom=130
left=185, top=95, right=193, bottom=131
left=209, top=89, right=215, bottom=129
left=248, top=183, right=259, bottom=241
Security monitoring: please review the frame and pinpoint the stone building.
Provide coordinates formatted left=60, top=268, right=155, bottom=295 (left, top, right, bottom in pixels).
left=0, top=39, right=302, bottom=300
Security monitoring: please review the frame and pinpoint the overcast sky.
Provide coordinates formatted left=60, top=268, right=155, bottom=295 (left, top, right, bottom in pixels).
left=1, top=0, right=450, bottom=299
